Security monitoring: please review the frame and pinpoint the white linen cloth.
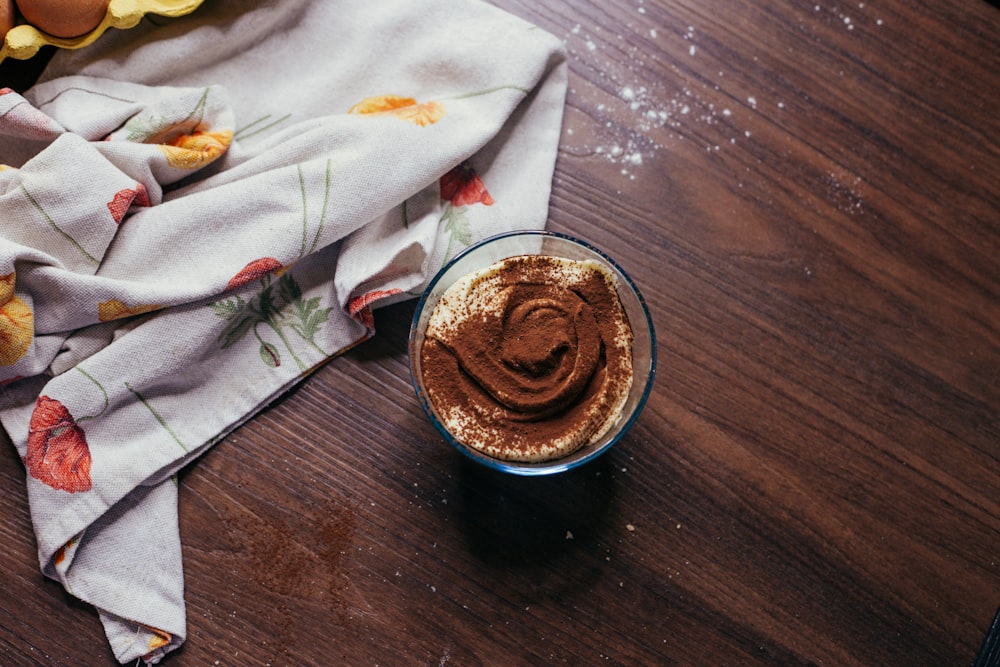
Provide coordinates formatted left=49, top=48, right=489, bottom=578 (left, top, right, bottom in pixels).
left=0, top=0, right=566, bottom=662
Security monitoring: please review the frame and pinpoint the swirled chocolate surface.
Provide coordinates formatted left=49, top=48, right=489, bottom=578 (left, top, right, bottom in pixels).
left=420, top=255, right=633, bottom=462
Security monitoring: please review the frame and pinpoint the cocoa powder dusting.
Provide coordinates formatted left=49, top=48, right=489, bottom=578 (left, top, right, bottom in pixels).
left=420, top=255, right=633, bottom=462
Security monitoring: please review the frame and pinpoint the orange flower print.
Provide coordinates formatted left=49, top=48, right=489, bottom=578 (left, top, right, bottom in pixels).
left=348, top=95, right=446, bottom=127
left=98, top=299, right=161, bottom=322
left=159, top=129, right=233, bottom=170
left=348, top=288, right=403, bottom=330
left=106, top=183, right=150, bottom=224
left=3, top=271, right=17, bottom=299
left=440, top=162, right=494, bottom=207
left=52, top=534, right=81, bottom=573
left=25, top=396, right=93, bottom=493
left=227, top=257, right=283, bottom=291
left=146, top=628, right=171, bottom=651
left=53, top=542, right=68, bottom=567
left=141, top=626, right=173, bottom=661
left=0, top=272, right=33, bottom=367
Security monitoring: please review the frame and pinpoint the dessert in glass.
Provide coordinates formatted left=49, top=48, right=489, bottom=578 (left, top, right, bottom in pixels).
left=410, top=231, right=656, bottom=475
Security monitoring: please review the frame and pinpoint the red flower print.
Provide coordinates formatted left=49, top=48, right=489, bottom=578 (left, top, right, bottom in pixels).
left=348, top=288, right=403, bottom=330
left=24, top=396, right=92, bottom=493
left=106, top=183, right=151, bottom=224
left=0, top=91, right=63, bottom=140
left=134, top=183, right=151, bottom=207
left=440, top=162, right=494, bottom=207
left=107, top=189, right=137, bottom=222
left=226, top=257, right=283, bottom=291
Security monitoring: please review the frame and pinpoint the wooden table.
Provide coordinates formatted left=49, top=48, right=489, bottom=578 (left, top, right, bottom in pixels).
left=3, top=1, right=999, bottom=664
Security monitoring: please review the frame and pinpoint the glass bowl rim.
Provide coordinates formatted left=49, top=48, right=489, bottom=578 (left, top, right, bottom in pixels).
left=408, top=229, right=657, bottom=476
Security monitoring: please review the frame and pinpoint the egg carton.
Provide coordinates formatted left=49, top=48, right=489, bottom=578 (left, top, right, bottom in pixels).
left=1, top=0, right=204, bottom=63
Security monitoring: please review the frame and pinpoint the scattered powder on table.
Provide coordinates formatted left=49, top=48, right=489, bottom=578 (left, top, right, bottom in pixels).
left=561, top=8, right=883, bottom=181
left=561, top=22, right=764, bottom=172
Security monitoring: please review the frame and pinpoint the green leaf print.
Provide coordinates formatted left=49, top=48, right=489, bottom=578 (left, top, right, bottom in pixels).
left=278, top=272, right=331, bottom=345
left=210, top=272, right=331, bottom=371
left=289, top=296, right=333, bottom=345
left=441, top=203, right=472, bottom=263
left=124, top=87, right=210, bottom=142
left=210, top=296, right=245, bottom=320
left=277, top=271, right=302, bottom=303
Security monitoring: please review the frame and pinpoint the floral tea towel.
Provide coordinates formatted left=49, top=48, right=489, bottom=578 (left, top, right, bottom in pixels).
left=0, top=0, right=567, bottom=662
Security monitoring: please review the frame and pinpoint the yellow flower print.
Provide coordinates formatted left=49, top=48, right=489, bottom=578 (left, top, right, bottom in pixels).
left=348, top=95, right=446, bottom=127
left=98, top=299, right=162, bottom=322
left=0, top=272, right=33, bottom=367
left=0, top=272, right=13, bottom=303
left=158, top=129, right=234, bottom=170
left=147, top=629, right=170, bottom=651
left=139, top=625, right=172, bottom=661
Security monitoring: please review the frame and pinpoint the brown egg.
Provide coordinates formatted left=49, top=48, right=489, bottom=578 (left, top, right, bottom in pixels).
left=1, top=0, right=16, bottom=42
left=15, top=0, right=110, bottom=39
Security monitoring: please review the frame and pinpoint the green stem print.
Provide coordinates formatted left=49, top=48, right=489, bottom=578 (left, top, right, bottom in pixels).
left=21, top=185, right=99, bottom=266
left=299, top=160, right=333, bottom=257
left=75, top=366, right=111, bottom=424
left=440, top=203, right=472, bottom=264
left=74, top=367, right=110, bottom=422
left=125, top=382, right=189, bottom=453
left=211, top=272, right=332, bottom=372
left=211, top=158, right=334, bottom=371
left=179, top=87, right=209, bottom=129
left=233, top=113, right=292, bottom=142
left=124, top=87, right=211, bottom=142
left=442, top=85, right=531, bottom=101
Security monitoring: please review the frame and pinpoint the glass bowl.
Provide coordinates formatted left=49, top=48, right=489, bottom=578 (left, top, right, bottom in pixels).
left=408, top=230, right=656, bottom=476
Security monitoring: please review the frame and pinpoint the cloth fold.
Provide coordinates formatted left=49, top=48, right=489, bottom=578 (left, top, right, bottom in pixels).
left=1, top=0, right=567, bottom=662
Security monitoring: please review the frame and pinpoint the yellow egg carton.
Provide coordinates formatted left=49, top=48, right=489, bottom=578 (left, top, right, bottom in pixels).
left=1, top=0, right=204, bottom=63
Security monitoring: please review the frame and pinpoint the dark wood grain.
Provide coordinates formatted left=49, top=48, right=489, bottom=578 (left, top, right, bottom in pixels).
left=2, top=0, right=998, bottom=665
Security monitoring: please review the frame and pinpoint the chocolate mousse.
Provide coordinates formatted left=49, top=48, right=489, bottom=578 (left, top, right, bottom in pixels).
left=419, top=254, right=633, bottom=462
